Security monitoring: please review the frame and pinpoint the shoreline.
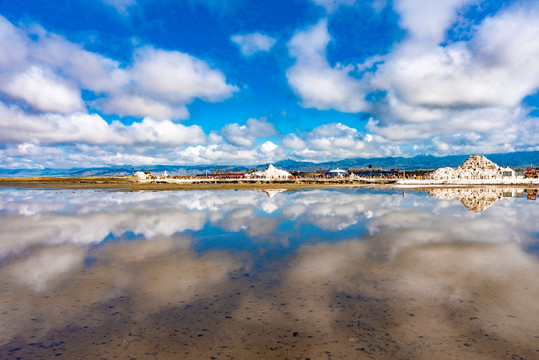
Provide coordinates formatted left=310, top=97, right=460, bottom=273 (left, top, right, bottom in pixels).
left=1, top=177, right=538, bottom=191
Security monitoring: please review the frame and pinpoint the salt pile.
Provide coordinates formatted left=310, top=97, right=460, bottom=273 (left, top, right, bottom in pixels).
left=133, top=171, right=147, bottom=180
left=430, top=155, right=505, bottom=180
left=250, top=164, right=292, bottom=179
left=427, top=188, right=503, bottom=212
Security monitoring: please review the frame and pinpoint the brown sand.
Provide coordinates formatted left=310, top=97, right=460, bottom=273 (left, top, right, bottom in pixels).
left=1, top=176, right=537, bottom=192
left=0, top=177, right=371, bottom=191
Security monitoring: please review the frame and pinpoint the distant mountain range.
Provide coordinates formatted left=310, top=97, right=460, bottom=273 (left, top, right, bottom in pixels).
left=1, top=151, right=537, bottom=178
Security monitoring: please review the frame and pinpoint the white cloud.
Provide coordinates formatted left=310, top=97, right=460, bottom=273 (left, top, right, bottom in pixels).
left=374, top=7, right=539, bottom=110
left=0, top=18, right=128, bottom=112
left=363, top=1, right=539, bottom=153
left=3, top=143, right=63, bottom=157
left=175, top=141, right=286, bottom=165
left=389, top=2, right=539, bottom=108
left=310, top=0, right=356, bottom=13
left=282, top=123, right=378, bottom=161
left=0, top=98, right=286, bottom=167
left=286, top=19, right=369, bottom=113
left=281, top=1, right=539, bottom=156
left=96, top=94, right=190, bottom=120
left=131, top=47, right=237, bottom=104
left=0, top=15, right=237, bottom=121
left=28, top=27, right=129, bottom=93
left=3, top=66, right=84, bottom=113
left=221, top=118, right=277, bottom=147
left=260, top=140, right=278, bottom=154
left=231, top=33, right=277, bottom=56
left=101, top=0, right=136, bottom=15
left=0, top=16, right=28, bottom=67
left=282, top=134, right=307, bottom=150
left=221, top=123, right=253, bottom=146
left=393, top=0, right=474, bottom=46
left=0, top=101, right=206, bottom=147
left=96, top=46, right=238, bottom=120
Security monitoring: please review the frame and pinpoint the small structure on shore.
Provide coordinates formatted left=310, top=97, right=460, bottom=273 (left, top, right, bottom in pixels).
left=248, top=164, right=291, bottom=179
left=328, top=168, right=346, bottom=177
left=133, top=171, right=148, bottom=180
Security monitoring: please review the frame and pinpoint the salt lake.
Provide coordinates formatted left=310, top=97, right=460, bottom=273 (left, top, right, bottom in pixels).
left=0, top=187, right=537, bottom=359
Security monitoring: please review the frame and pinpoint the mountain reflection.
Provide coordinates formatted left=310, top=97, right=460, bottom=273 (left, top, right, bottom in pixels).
left=0, top=188, right=538, bottom=359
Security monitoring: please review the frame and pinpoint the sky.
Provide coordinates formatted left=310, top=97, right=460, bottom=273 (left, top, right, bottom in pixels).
left=0, top=0, right=538, bottom=169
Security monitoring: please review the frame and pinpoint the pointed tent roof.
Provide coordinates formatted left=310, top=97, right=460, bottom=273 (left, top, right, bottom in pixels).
left=252, top=164, right=291, bottom=179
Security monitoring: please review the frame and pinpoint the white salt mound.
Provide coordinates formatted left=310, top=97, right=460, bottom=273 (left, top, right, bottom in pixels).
left=251, top=164, right=291, bottom=179
left=430, top=155, right=506, bottom=180
left=134, top=171, right=147, bottom=180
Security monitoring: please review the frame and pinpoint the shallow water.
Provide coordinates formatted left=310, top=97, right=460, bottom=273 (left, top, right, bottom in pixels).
left=0, top=187, right=537, bottom=359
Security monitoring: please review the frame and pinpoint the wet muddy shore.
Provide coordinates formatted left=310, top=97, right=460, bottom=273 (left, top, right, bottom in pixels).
left=1, top=177, right=538, bottom=191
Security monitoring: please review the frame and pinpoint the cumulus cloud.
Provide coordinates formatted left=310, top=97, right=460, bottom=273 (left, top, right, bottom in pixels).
left=0, top=101, right=206, bottom=147
left=96, top=94, right=190, bottom=120
left=221, top=118, right=277, bottom=146
left=0, top=16, right=127, bottom=112
left=2, top=66, right=84, bottom=113
left=131, top=47, right=237, bottom=104
left=175, top=140, right=285, bottom=165
left=362, top=1, right=539, bottom=153
left=231, top=32, right=277, bottom=56
left=286, top=19, right=369, bottom=113
left=282, top=122, right=377, bottom=161
left=0, top=15, right=237, bottom=121
left=282, top=2, right=539, bottom=156
left=0, top=14, right=253, bottom=167
left=374, top=5, right=539, bottom=109
left=0, top=96, right=286, bottom=167
left=393, top=0, right=473, bottom=46
left=28, top=25, right=129, bottom=93
left=95, top=46, right=238, bottom=120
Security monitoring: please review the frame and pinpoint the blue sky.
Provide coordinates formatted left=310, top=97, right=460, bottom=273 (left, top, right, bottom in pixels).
left=0, top=0, right=538, bottom=168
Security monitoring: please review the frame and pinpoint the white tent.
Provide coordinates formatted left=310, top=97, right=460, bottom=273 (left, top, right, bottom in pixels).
left=328, top=168, right=346, bottom=177
left=250, top=164, right=291, bottom=179
left=134, top=171, right=147, bottom=180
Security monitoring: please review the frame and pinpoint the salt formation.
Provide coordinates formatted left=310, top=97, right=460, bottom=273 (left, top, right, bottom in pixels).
left=427, top=188, right=503, bottom=212
left=430, top=155, right=506, bottom=180
left=133, top=171, right=147, bottom=180
left=250, top=164, right=292, bottom=179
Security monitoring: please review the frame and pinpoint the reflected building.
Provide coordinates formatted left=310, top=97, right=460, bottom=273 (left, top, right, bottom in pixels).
left=261, top=189, right=287, bottom=198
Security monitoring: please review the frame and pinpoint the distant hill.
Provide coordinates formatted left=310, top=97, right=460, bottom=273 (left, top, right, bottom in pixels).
left=0, top=151, right=537, bottom=178
left=275, top=151, right=539, bottom=172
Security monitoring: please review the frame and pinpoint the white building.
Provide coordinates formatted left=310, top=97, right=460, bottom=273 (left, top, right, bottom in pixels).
left=248, top=164, right=291, bottom=179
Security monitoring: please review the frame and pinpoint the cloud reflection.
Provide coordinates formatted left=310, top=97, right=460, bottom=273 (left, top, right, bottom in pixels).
left=0, top=188, right=537, bottom=358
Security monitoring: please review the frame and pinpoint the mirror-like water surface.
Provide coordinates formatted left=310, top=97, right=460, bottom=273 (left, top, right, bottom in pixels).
left=0, top=188, right=538, bottom=359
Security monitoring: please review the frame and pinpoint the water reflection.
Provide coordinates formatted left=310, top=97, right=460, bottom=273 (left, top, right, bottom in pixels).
left=426, top=187, right=536, bottom=212
left=0, top=188, right=537, bottom=359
